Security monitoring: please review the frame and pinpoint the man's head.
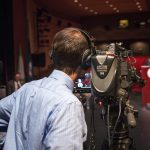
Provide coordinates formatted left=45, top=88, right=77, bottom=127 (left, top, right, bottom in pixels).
left=50, top=28, right=89, bottom=75
left=15, top=72, right=21, bottom=81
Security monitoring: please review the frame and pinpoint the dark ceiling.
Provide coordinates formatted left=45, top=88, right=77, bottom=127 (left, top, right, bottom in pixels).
left=34, top=0, right=150, bottom=21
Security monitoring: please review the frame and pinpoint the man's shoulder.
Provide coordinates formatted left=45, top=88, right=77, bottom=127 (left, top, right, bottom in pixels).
left=22, top=77, right=81, bottom=105
left=18, top=78, right=47, bottom=94
left=60, top=91, right=81, bottom=106
left=25, top=78, right=47, bottom=88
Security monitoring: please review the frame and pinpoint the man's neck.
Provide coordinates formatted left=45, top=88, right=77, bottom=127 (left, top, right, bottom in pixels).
left=59, top=66, right=81, bottom=81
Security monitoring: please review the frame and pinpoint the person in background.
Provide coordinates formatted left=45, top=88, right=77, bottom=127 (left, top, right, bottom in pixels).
left=0, top=28, right=88, bottom=150
left=7, top=72, right=22, bottom=95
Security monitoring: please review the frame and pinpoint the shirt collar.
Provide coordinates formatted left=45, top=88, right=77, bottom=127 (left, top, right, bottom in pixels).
left=49, top=69, right=74, bottom=91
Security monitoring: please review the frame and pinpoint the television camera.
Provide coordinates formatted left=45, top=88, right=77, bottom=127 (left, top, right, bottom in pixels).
left=88, top=43, right=144, bottom=150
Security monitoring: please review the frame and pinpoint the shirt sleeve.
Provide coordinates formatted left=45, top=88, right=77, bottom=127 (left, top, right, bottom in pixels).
left=43, top=101, right=87, bottom=150
left=0, top=91, right=17, bottom=131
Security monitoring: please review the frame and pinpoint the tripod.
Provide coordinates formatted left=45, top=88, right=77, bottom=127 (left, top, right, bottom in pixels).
left=99, top=95, right=137, bottom=150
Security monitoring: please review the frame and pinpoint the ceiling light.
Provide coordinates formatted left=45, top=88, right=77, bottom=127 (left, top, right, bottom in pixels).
left=105, top=1, right=109, bottom=4
left=84, top=6, right=88, bottom=10
left=113, top=7, right=117, bottom=10
left=139, top=8, right=143, bottom=11
left=78, top=3, right=82, bottom=7
left=109, top=4, right=113, bottom=7
left=138, top=5, right=142, bottom=8
left=74, top=0, right=78, bottom=3
left=90, top=9, right=94, bottom=12
left=116, top=10, right=119, bottom=13
left=136, top=2, right=140, bottom=5
left=94, top=12, right=98, bottom=15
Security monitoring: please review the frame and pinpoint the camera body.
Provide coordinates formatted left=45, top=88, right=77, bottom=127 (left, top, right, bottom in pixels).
left=89, top=43, right=143, bottom=150
left=91, top=54, right=118, bottom=98
left=91, top=43, right=142, bottom=100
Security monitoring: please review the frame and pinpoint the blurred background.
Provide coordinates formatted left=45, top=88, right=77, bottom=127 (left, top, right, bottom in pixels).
left=0, top=0, right=150, bottom=84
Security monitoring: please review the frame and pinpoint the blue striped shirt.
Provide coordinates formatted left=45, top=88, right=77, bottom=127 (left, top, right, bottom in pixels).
left=0, top=70, right=87, bottom=150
